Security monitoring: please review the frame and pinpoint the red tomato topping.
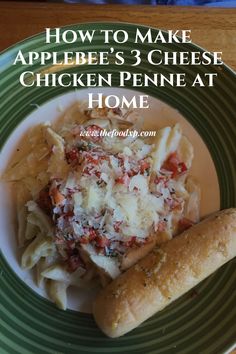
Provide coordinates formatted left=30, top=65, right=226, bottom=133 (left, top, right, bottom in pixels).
left=50, top=187, right=65, bottom=206
left=83, top=166, right=92, bottom=176
left=86, top=155, right=99, bottom=165
left=95, top=170, right=101, bottom=178
left=86, top=125, right=104, bottom=142
left=79, top=236, right=89, bottom=244
left=95, top=235, right=110, bottom=248
left=66, top=148, right=80, bottom=164
left=178, top=162, right=188, bottom=175
left=115, top=173, right=130, bottom=186
left=89, top=228, right=98, bottom=241
left=82, top=165, right=101, bottom=178
left=162, top=152, right=187, bottom=178
left=117, top=156, right=124, bottom=168
left=127, top=169, right=138, bottom=177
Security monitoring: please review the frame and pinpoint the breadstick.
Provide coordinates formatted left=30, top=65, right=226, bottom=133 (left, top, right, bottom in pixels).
left=93, top=208, right=236, bottom=338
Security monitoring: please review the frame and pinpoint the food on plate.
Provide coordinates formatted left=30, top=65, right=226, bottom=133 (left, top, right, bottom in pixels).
left=3, top=101, right=200, bottom=310
left=93, top=208, right=236, bottom=338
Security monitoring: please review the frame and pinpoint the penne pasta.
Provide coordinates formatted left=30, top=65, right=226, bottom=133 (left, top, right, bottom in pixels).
left=151, top=126, right=171, bottom=172
left=90, top=255, right=121, bottom=280
left=47, top=280, right=68, bottom=311
left=177, top=135, right=194, bottom=169
left=41, top=263, right=97, bottom=289
left=44, top=127, right=69, bottom=179
left=26, top=201, right=53, bottom=237
left=16, top=182, right=31, bottom=247
left=21, top=234, right=55, bottom=270
left=42, top=263, right=73, bottom=283
left=25, top=220, right=38, bottom=240
left=165, top=123, right=182, bottom=157
left=36, top=255, right=57, bottom=287
left=4, top=145, right=49, bottom=182
left=184, top=177, right=201, bottom=223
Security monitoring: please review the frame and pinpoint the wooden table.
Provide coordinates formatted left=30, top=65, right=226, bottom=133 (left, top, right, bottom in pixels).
left=0, top=1, right=236, bottom=71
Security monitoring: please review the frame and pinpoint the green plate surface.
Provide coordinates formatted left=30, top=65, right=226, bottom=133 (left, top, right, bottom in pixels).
left=0, top=23, right=236, bottom=354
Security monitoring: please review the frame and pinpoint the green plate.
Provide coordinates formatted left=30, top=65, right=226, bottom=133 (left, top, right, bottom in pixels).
left=0, top=23, right=236, bottom=354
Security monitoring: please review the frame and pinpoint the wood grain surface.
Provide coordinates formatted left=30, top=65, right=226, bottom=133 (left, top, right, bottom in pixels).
left=0, top=2, right=235, bottom=71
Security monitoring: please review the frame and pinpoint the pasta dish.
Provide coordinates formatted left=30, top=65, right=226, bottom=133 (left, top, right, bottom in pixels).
left=3, top=101, right=200, bottom=310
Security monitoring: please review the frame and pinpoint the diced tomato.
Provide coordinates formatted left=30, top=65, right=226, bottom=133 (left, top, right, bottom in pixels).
left=115, top=176, right=123, bottom=184
left=95, top=235, right=110, bottom=248
left=115, top=173, right=130, bottom=186
left=162, top=152, right=187, bottom=178
left=139, top=160, right=150, bottom=174
left=127, top=169, right=138, bottom=177
left=83, top=166, right=92, bottom=176
left=66, top=148, right=80, bottom=164
left=37, top=186, right=52, bottom=214
left=86, top=155, right=99, bottom=165
left=84, top=151, right=109, bottom=167
left=82, top=165, right=101, bottom=178
left=89, top=228, right=97, bottom=241
left=95, top=170, right=101, bottom=178
left=86, top=125, right=104, bottom=142
left=166, top=152, right=179, bottom=166
left=50, top=187, right=65, bottom=206
left=178, top=162, right=187, bottom=175
left=117, top=156, right=124, bottom=167
left=79, top=236, right=89, bottom=244
left=100, top=154, right=109, bottom=162
left=178, top=217, right=194, bottom=232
